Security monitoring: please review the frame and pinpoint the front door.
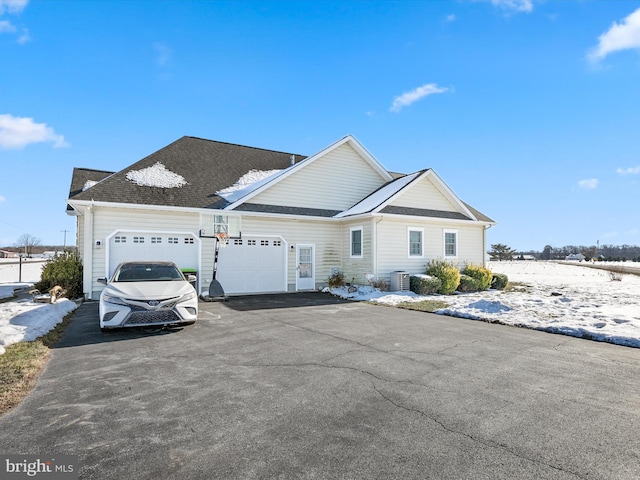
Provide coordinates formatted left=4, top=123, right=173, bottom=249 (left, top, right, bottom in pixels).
left=296, top=244, right=315, bottom=290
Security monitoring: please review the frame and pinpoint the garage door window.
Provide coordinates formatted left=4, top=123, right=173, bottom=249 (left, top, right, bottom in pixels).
left=133, top=236, right=144, bottom=244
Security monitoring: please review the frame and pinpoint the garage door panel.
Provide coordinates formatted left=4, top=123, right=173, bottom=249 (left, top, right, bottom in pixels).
left=108, top=233, right=197, bottom=278
left=216, top=237, right=286, bottom=294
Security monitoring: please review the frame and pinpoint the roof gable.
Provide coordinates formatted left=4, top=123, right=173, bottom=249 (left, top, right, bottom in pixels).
left=337, top=169, right=494, bottom=223
left=225, top=135, right=393, bottom=211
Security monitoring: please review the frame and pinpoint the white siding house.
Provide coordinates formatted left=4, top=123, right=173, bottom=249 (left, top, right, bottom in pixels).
left=68, top=135, right=495, bottom=299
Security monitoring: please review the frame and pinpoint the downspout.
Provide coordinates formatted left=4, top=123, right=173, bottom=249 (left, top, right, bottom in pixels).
left=483, top=224, right=490, bottom=267
left=83, top=203, right=94, bottom=300
left=372, top=216, right=383, bottom=280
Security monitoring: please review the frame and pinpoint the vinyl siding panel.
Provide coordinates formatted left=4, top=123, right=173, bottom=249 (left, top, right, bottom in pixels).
left=241, top=215, right=341, bottom=290
left=250, top=144, right=387, bottom=211
left=86, top=206, right=203, bottom=297
left=375, top=218, right=486, bottom=282
left=340, top=220, right=374, bottom=285
left=76, top=217, right=85, bottom=258
left=389, top=176, right=458, bottom=212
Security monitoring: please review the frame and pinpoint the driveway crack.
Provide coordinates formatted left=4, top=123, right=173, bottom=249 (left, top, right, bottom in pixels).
left=371, top=383, right=588, bottom=480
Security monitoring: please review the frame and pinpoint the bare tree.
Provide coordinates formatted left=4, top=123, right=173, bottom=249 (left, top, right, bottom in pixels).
left=15, top=233, right=41, bottom=257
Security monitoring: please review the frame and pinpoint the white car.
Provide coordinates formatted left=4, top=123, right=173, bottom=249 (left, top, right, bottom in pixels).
left=98, top=261, right=198, bottom=331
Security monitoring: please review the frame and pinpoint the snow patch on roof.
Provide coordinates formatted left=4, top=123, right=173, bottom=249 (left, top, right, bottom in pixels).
left=216, top=169, right=283, bottom=203
left=82, top=180, right=98, bottom=191
left=126, top=162, right=188, bottom=188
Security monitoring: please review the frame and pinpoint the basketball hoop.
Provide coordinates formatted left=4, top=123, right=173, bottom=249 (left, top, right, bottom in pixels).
left=215, top=233, right=229, bottom=248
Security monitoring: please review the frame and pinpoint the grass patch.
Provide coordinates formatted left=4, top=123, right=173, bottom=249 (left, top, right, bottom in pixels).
left=395, top=300, right=450, bottom=313
left=0, top=309, right=76, bottom=416
left=504, top=282, right=531, bottom=293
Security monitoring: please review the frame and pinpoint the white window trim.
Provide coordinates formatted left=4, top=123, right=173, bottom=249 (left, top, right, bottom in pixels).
left=407, top=227, right=424, bottom=258
left=443, top=229, right=458, bottom=258
left=350, top=226, right=363, bottom=258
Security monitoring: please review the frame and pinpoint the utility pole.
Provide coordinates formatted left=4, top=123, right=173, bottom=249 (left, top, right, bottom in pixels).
left=61, top=230, right=69, bottom=252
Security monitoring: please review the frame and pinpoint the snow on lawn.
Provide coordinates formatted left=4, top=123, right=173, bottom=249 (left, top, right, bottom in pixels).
left=0, top=284, right=78, bottom=355
left=329, top=261, right=640, bottom=348
left=0, top=259, right=45, bottom=284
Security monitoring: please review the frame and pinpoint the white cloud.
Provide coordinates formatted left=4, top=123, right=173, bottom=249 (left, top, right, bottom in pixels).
left=445, top=14, right=456, bottom=22
left=481, top=0, right=534, bottom=14
left=0, top=0, right=28, bottom=15
left=17, top=27, right=29, bottom=43
left=616, top=166, right=640, bottom=175
left=154, top=42, right=173, bottom=66
left=0, top=19, right=15, bottom=33
left=578, top=178, right=599, bottom=190
left=588, top=8, right=640, bottom=63
left=0, top=114, right=69, bottom=149
left=390, top=83, right=449, bottom=113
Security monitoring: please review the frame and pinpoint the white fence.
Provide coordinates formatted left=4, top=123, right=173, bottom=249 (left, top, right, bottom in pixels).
left=0, top=259, right=46, bottom=284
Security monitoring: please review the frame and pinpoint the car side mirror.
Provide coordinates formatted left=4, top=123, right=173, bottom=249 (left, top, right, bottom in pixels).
left=97, top=277, right=107, bottom=285
left=186, top=275, right=197, bottom=282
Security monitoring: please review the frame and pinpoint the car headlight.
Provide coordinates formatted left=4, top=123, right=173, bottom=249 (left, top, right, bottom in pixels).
left=103, top=294, right=129, bottom=306
left=178, top=290, right=197, bottom=303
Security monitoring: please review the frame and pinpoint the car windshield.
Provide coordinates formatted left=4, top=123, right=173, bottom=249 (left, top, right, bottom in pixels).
left=113, top=263, right=184, bottom=282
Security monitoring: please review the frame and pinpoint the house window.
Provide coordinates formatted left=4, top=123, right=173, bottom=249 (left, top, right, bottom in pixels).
left=133, top=236, right=144, bottom=244
left=408, top=228, right=423, bottom=257
left=350, top=226, right=363, bottom=258
left=444, top=230, right=457, bottom=257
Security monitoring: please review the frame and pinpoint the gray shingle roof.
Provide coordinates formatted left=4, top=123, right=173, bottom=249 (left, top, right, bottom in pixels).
left=69, top=136, right=305, bottom=209
left=235, top=203, right=341, bottom=217
left=67, top=135, right=494, bottom=224
left=380, top=205, right=474, bottom=221
left=67, top=167, right=115, bottom=211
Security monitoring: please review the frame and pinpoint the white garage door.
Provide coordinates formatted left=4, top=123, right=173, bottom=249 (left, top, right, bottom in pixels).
left=108, top=232, right=198, bottom=278
left=215, top=236, right=287, bottom=295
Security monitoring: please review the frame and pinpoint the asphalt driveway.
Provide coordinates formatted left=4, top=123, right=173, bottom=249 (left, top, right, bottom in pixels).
left=1, top=293, right=639, bottom=479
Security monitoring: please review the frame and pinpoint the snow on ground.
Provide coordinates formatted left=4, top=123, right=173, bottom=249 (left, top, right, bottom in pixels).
left=0, top=258, right=46, bottom=284
left=330, top=261, right=640, bottom=348
left=0, top=283, right=78, bottom=355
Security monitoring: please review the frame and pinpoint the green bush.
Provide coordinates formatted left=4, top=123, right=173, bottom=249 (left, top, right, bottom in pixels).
left=425, top=259, right=460, bottom=295
left=490, top=273, right=509, bottom=290
left=457, top=274, right=481, bottom=292
left=461, top=264, right=492, bottom=291
left=409, top=275, right=441, bottom=295
left=327, top=271, right=346, bottom=288
left=35, top=252, right=83, bottom=299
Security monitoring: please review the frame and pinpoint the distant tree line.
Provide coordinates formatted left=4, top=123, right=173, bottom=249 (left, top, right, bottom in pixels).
left=489, top=243, right=640, bottom=262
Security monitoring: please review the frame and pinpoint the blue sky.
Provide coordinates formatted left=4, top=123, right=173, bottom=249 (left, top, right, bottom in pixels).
left=1, top=0, right=639, bottom=251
